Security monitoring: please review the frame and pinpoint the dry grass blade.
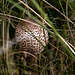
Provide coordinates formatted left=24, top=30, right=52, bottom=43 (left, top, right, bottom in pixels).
left=43, top=0, right=75, bottom=27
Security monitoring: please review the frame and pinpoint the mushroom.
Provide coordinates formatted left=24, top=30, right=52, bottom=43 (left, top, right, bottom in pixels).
left=15, top=18, right=48, bottom=75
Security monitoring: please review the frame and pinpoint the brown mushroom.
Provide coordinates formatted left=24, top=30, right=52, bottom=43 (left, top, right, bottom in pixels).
left=15, top=18, right=48, bottom=75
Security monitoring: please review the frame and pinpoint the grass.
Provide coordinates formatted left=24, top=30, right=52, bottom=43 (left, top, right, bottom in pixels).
left=0, top=0, right=75, bottom=75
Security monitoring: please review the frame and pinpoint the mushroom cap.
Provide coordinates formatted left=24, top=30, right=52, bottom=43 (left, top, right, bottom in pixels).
left=15, top=18, right=48, bottom=54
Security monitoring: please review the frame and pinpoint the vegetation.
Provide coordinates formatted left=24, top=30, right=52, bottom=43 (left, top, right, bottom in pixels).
left=0, top=0, right=75, bottom=75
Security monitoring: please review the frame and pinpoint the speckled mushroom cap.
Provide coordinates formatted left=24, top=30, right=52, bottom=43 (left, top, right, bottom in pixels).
left=15, top=18, right=48, bottom=54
